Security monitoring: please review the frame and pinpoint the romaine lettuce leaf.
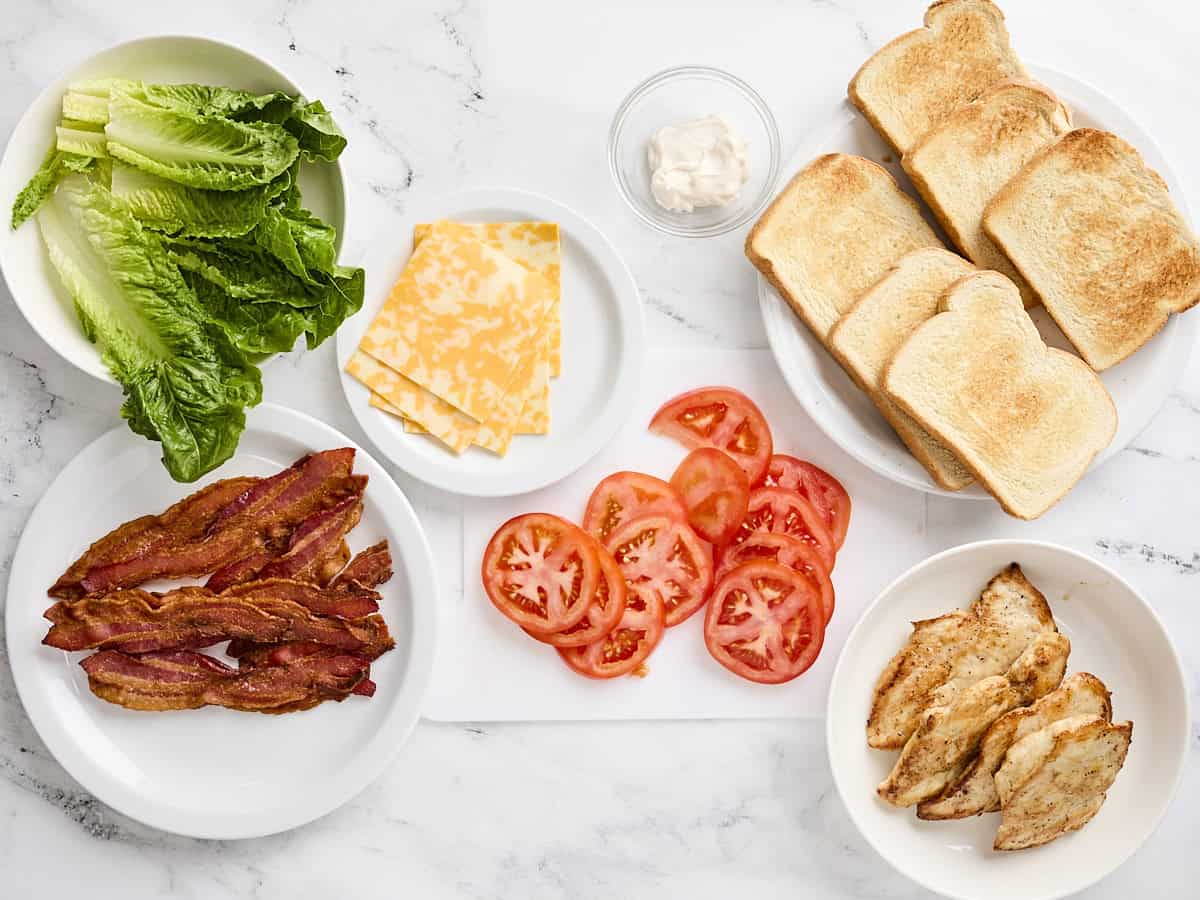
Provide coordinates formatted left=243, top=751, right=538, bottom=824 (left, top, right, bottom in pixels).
left=36, top=176, right=261, bottom=481
left=166, top=236, right=325, bottom=307
left=11, top=147, right=93, bottom=228
left=110, top=162, right=279, bottom=237
left=105, top=95, right=299, bottom=191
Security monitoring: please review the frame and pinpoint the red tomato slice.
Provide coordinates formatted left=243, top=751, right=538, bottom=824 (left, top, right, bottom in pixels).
left=734, top=486, right=836, bottom=573
left=669, top=448, right=751, bottom=546
left=605, top=514, right=714, bottom=627
left=649, top=387, right=773, bottom=484
left=582, top=471, right=686, bottom=543
left=481, top=513, right=600, bottom=633
left=559, top=582, right=665, bottom=679
left=762, top=456, right=851, bottom=549
left=703, top=560, right=826, bottom=684
left=715, top=532, right=835, bottom=624
left=524, top=540, right=627, bottom=648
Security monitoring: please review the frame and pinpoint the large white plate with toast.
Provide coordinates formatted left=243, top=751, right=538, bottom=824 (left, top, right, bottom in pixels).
left=758, top=65, right=1196, bottom=498
left=827, top=540, right=1188, bottom=900
left=5, top=404, right=437, bottom=839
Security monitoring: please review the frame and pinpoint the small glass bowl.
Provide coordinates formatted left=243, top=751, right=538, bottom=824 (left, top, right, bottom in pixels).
left=609, top=65, right=781, bottom=238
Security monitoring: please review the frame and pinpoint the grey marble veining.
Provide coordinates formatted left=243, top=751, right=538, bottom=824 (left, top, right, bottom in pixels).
left=0, top=1, right=1198, bottom=897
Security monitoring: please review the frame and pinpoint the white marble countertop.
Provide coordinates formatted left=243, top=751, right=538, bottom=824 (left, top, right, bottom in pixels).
left=1, top=0, right=1197, bottom=896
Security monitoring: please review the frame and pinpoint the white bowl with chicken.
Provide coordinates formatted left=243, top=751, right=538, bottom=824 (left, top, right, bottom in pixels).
left=826, top=540, right=1188, bottom=900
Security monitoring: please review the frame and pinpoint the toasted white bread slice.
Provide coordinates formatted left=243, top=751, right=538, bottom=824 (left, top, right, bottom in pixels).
left=918, top=672, right=1112, bottom=820
left=829, top=249, right=975, bottom=490
left=984, top=128, right=1200, bottom=370
left=746, top=154, right=941, bottom=342
left=903, top=82, right=1071, bottom=307
left=848, top=0, right=1027, bottom=156
left=883, top=271, right=1117, bottom=519
left=994, top=714, right=1132, bottom=851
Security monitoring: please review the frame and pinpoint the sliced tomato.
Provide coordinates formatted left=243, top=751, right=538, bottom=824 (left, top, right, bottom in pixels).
left=649, top=387, right=773, bottom=484
left=715, top=532, right=834, bottom=624
left=559, top=582, right=665, bottom=679
left=482, top=513, right=600, bottom=633
left=524, top=539, right=627, bottom=648
left=734, top=486, right=836, bottom=573
left=582, top=471, right=686, bottom=543
left=605, top=514, right=714, bottom=627
left=762, top=456, right=851, bottom=549
left=703, top=560, right=826, bottom=684
left=669, top=448, right=751, bottom=546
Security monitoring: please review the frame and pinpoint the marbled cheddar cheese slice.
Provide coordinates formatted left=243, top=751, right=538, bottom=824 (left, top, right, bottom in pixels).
left=414, top=221, right=561, bottom=376
left=347, top=351, right=478, bottom=454
left=358, top=225, right=556, bottom=424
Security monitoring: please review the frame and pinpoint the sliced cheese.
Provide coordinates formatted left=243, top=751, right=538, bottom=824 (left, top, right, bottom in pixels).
left=414, top=221, right=561, bottom=376
left=358, top=224, right=555, bottom=424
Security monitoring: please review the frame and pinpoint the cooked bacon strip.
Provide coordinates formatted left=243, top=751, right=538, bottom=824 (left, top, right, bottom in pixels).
left=228, top=640, right=381, bottom=696
left=218, top=579, right=380, bottom=618
left=226, top=626, right=393, bottom=665
left=331, top=540, right=393, bottom=589
left=50, top=477, right=257, bottom=599
left=206, top=495, right=363, bottom=591
left=52, top=450, right=365, bottom=599
left=80, top=649, right=371, bottom=713
left=43, top=586, right=392, bottom=655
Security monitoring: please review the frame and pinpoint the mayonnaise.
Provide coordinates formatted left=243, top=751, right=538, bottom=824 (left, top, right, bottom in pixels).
left=647, top=115, right=750, bottom=213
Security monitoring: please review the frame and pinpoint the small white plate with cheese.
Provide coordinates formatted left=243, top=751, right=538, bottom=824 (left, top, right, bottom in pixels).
left=336, top=187, right=645, bottom=497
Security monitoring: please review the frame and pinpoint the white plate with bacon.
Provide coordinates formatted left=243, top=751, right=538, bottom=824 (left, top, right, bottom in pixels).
left=5, top=403, right=437, bottom=839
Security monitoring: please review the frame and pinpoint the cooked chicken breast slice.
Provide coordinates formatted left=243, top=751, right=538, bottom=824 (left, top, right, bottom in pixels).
left=868, top=564, right=1057, bottom=749
left=994, top=715, right=1132, bottom=851
left=877, top=632, right=1070, bottom=807
left=918, top=672, right=1111, bottom=820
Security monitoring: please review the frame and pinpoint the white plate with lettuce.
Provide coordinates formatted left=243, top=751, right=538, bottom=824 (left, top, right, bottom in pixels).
left=0, top=36, right=361, bottom=484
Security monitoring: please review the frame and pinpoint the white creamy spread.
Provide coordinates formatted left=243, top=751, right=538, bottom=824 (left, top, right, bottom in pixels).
left=647, top=115, right=749, bottom=213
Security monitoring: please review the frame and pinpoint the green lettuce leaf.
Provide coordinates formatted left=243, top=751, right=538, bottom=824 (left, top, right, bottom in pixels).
left=110, top=162, right=281, bottom=237
left=11, top=146, right=93, bottom=228
left=166, top=236, right=325, bottom=307
left=104, top=95, right=299, bottom=191
left=36, top=176, right=261, bottom=481
left=253, top=204, right=336, bottom=282
left=282, top=99, right=347, bottom=162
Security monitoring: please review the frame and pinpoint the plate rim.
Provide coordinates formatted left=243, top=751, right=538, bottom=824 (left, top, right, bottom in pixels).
left=824, top=537, right=1190, bottom=900
left=0, top=32, right=351, bottom=386
left=3, top=401, right=438, bottom=840
left=335, top=185, right=646, bottom=498
left=756, top=62, right=1197, bottom=499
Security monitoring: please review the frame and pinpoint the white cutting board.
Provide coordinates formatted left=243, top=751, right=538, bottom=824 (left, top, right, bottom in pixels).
left=424, top=348, right=928, bottom=721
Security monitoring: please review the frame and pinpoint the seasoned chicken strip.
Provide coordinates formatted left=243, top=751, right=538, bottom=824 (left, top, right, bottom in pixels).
left=994, top=715, right=1132, bottom=851
left=877, top=632, right=1070, bottom=807
left=868, top=564, right=1057, bottom=749
left=919, top=672, right=1111, bottom=820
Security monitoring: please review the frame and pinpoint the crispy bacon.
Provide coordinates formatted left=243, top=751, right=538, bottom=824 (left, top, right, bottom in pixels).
left=43, top=585, right=392, bottom=655
left=80, top=649, right=371, bottom=713
left=50, top=477, right=257, bottom=599
left=206, top=496, right=363, bottom=591
left=331, top=540, right=393, bottom=590
left=228, top=640, right=381, bottom=696
left=51, top=450, right=366, bottom=599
